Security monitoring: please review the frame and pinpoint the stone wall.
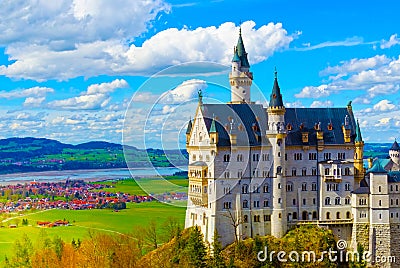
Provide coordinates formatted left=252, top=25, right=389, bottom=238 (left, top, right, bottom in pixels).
left=351, top=223, right=369, bottom=251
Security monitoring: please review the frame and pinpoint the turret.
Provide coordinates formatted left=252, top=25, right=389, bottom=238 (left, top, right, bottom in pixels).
left=266, top=69, right=287, bottom=238
left=354, top=119, right=365, bottom=184
left=389, top=140, right=400, bottom=166
left=209, top=117, right=218, bottom=146
left=186, top=119, right=192, bottom=144
left=229, top=28, right=253, bottom=104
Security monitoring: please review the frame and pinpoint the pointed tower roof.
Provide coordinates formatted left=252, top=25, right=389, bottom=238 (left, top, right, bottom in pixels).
left=269, top=69, right=284, bottom=107
left=209, top=118, right=217, bottom=133
left=391, top=140, right=400, bottom=151
left=231, top=47, right=240, bottom=62
left=186, top=119, right=192, bottom=134
left=368, top=160, right=387, bottom=174
left=235, top=27, right=250, bottom=68
left=355, top=119, right=363, bottom=142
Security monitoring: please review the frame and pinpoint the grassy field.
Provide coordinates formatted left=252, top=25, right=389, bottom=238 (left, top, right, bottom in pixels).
left=0, top=201, right=186, bottom=262
left=91, top=176, right=188, bottom=195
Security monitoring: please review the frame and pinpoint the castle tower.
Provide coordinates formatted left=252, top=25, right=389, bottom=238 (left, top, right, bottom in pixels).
left=354, top=119, right=365, bottom=184
left=389, top=140, right=400, bottom=167
left=266, top=70, right=287, bottom=238
left=229, top=28, right=253, bottom=104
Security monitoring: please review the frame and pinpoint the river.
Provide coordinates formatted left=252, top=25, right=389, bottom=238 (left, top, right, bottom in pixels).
left=0, top=167, right=186, bottom=184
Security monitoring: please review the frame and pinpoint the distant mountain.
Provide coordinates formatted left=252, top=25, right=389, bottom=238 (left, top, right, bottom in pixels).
left=0, top=137, right=188, bottom=175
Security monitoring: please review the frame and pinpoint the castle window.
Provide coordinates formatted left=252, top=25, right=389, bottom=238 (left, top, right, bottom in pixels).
left=397, top=185, right=399, bottom=191
left=278, top=183, right=282, bottom=189
left=224, top=171, right=230, bottom=178
left=253, top=201, right=260, bottom=208
left=285, top=153, right=287, bottom=161
left=312, top=183, right=317, bottom=191
left=302, top=199, right=306, bottom=205
left=338, top=153, right=346, bottom=160
left=286, top=183, right=293, bottom=192
left=344, top=167, right=351, bottom=176
left=324, top=153, right=331, bottom=160
left=262, top=170, right=269, bottom=177
left=262, top=154, right=270, bottom=161
left=313, top=211, right=317, bottom=219
left=293, top=212, right=298, bottom=219
left=242, top=184, right=249, bottom=194
left=223, top=202, right=232, bottom=209
left=206, top=155, right=210, bottom=162
left=391, top=199, right=394, bottom=206
left=325, top=197, right=331, bottom=205
left=243, top=215, right=248, bottom=223
left=293, top=199, right=296, bottom=205
left=378, top=186, right=382, bottom=193
left=253, top=184, right=260, bottom=193
left=391, top=213, right=394, bottom=218
left=224, top=186, right=231, bottom=195
left=301, top=183, right=307, bottom=191
left=327, top=123, right=333, bottom=130
left=345, top=197, right=351, bottom=205
left=335, top=197, right=341, bottom=205
left=252, top=154, right=259, bottom=162
left=294, top=153, right=303, bottom=160
left=264, top=200, right=269, bottom=207
left=379, top=200, right=382, bottom=206
left=237, top=154, right=243, bottom=162
left=336, top=212, right=340, bottom=219
left=345, top=183, right=351, bottom=191
left=379, top=214, right=382, bottom=219
left=263, top=184, right=269, bottom=193
left=324, top=168, right=330, bottom=176
left=312, top=168, right=317, bottom=176
left=309, top=153, right=317, bottom=160
left=302, top=211, right=308, bottom=220
left=192, top=154, right=197, bottom=161
left=242, top=200, right=248, bottom=208
left=313, top=198, right=316, bottom=205
left=279, top=213, right=282, bottom=219
left=277, top=166, right=282, bottom=174
left=302, top=168, right=307, bottom=176
left=237, top=170, right=243, bottom=178
left=254, top=215, right=260, bottom=222
left=397, top=199, right=399, bottom=206
left=252, top=169, right=259, bottom=177
left=278, top=198, right=282, bottom=204
left=264, top=215, right=271, bottom=222
left=292, top=169, right=297, bottom=176
left=223, top=154, right=230, bottom=162
left=346, top=212, right=351, bottom=219
left=287, top=123, right=292, bottom=131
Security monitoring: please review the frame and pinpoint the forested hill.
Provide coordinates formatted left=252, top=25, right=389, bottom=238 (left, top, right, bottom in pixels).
left=0, top=137, right=188, bottom=174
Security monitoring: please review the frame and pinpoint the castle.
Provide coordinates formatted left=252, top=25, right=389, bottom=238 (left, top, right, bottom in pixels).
left=184, top=30, right=400, bottom=266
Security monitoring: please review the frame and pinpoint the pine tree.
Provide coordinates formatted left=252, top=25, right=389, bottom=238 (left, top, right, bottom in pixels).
left=185, top=226, right=207, bottom=267
left=209, top=230, right=226, bottom=268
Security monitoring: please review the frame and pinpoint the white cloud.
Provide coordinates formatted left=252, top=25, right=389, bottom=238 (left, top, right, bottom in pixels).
left=375, top=117, right=391, bottom=126
left=0, top=20, right=297, bottom=81
left=295, top=84, right=331, bottom=98
left=373, top=100, right=395, bottom=112
left=310, top=100, right=333, bottom=108
left=0, top=86, right=54, bottom=99
left=160, top=79, right=207, bottom=104
left=24, top=97, right=46, bottom=107
left=294, top=36, right=368, bottom=51
left=48, top=79, right=128, bottom=110
left=380, top=34, right=400, bottom=49
left=320, top=55, right=390, bottom=76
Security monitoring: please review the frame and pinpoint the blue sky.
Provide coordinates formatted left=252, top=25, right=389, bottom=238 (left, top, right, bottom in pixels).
left=0, top=0, right=399, bottom=148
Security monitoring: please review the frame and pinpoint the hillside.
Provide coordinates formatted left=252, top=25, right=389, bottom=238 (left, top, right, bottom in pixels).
left=0, top=137, right=188, bottom=174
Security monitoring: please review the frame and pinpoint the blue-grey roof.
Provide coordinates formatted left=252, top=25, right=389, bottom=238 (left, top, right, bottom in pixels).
left=186, top=119, right=192, bottom=134
left=269, top=74, right=284, bottom=108
left=355, top=120, right=363, bottom=142
left=353, top=179, right=370, bottom=194
left=202, top=103, right=268, bottom=147
left=189, top=161, right=208, bottom=167
left=391, top=140, right=400, bottom=151
left=284, top=107, right=356, bottom=146
left=389, top=172, right=400, bottom=183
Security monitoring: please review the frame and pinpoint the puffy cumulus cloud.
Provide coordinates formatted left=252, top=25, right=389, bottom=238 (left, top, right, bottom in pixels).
left=375, top=117, right=391, bottom=126
left=297, top=55, right=400, bottom=99
left=373, top=100, right=396, bottom=112
left=0, top=0, right=169, bottom=46
left=295, top=84, right=331, bottom=98
left=0, top=20, right=297, bottom=81
left=48, top=79, right=128, bottom=110
left=0, top=86, right=54, bottom=99
left=380, top=34, right=400, bottom=49
left=160, top=79, right=207, bottom=104
left=310, top=100, right=333, bottom=108
left=23, top=97, right=46, bottom=107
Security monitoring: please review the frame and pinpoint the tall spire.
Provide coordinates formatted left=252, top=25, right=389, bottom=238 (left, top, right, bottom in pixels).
left=235, top=27, right=250, bottom=68
left=269, top=68, right=284, bottom=107
left=355, top=119, right=363, bottom=142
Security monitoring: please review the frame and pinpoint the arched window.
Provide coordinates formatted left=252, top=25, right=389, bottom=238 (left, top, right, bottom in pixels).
left=263, top=184, right=269, bottom=193
left=335, top=197, right=341, bottom=205
left=302, top=211, right=308, bottom=220
left=293, top=212, right=298, bottom=220
left=242, top=200, right=248, bottom=208
left=243, top=215, right=248, bottom=223
left=325, top=197, right=331, bottom=205
left=346, top=211, right=351, bottom=219
left=336, top=212, right=340, bottom=219
left=326, top=212, right=330, bottom=219
left=312, top=211, right=317, bottom=219
left=242, top=184, right=249, bottom=194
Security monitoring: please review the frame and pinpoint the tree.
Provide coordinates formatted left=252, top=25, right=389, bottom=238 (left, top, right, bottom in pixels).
left=209, top=230, right=226, bottom=268
left=223, top=209, right=244, bottom=244
left=11, top=233, right=33, bottom=267
left=161, top=216, right=182, bottom=242
left=184, top=226, right=207, bottom=267
left=144, top=220, right=158, bottom=250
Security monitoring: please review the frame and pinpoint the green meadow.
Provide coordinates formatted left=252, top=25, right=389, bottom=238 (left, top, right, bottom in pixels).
left=0, top=201, right=186, bottom=262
